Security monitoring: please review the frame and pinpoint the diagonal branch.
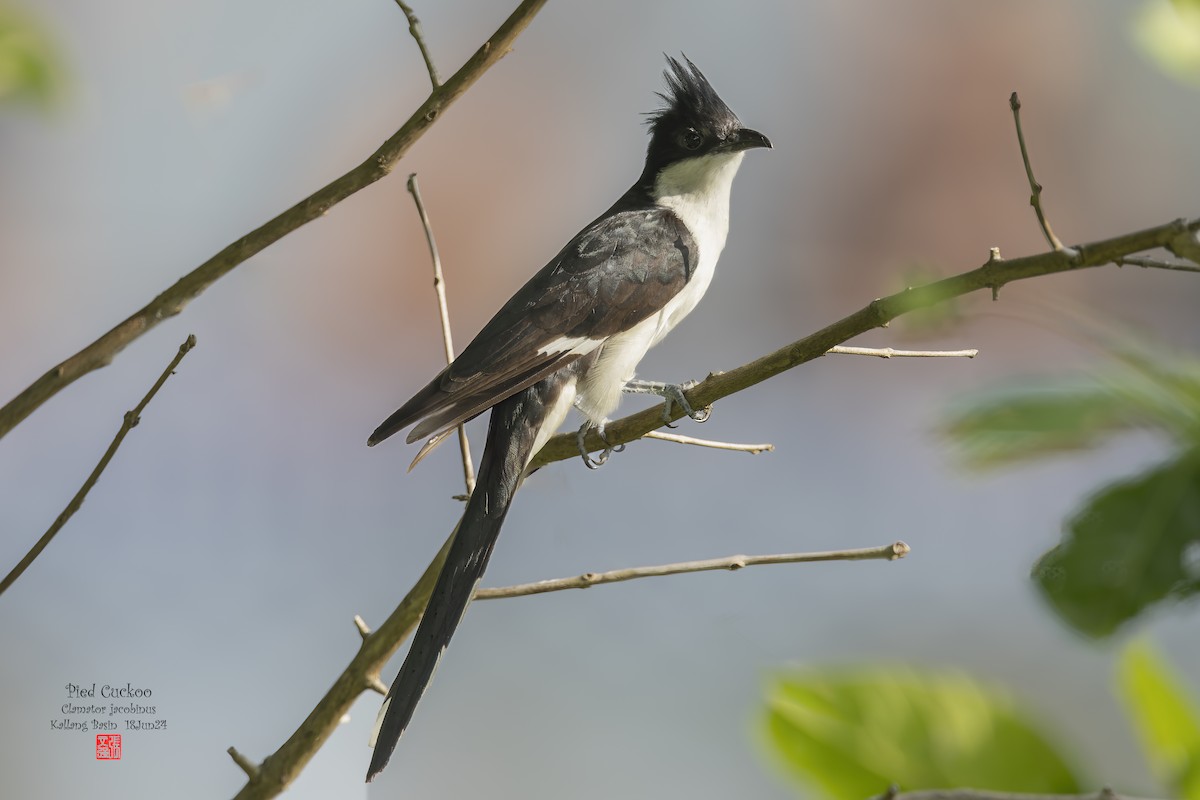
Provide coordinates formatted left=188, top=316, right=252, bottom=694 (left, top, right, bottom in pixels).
left=535, top=216, right=1200, bottom=469
left=0, top=335, right=196, bottom=598
left=0, top=0, right=549, bottom=444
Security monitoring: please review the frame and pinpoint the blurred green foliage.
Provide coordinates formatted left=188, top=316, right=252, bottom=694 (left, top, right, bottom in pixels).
left=893, top=264, right=964, bottom=337
left=944, top=343, right=1200, bottom=637
left=762, top=648, right=1200, bottom=799
left=1134, top=0, right=1200, bottom=86
left=0, top=6, right=61, bottom=109
left=1034, top=453, right=1200, bottom=637
left=761, top=667, right=1082, bottom=799
left=1118, top=641, right=1200, bottom=800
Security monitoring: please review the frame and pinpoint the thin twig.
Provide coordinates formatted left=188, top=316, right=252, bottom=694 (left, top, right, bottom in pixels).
left=826, top=345, right=979, bottom=358
left=394, top=1, right=441, bottom=89
left=1010, top=91, right=1070, bottom=253
left=1116, top=255, right=1200, bottom=274
left=407, top=173, right=476, bottom=495
left=474, top=542, right=910, bottom=600
left=0, top=335, right=196, bottom=598
left=642, top=430, right=774, bottom=453
left=0, top=0, right=549, bottom=444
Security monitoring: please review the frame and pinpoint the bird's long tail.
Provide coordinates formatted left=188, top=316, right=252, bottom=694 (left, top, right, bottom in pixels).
left=365, top=383, right=552, bottom=782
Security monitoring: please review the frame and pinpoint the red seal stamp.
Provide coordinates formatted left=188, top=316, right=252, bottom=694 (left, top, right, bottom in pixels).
left=95, top=734, right=122, bottom=760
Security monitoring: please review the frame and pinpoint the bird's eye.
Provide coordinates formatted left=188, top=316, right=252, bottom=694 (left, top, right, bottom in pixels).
left=679, top=127, right=703, bottom=151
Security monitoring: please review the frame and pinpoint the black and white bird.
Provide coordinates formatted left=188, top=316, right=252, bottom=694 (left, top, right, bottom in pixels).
left=365, top=55, right=770, bottom=782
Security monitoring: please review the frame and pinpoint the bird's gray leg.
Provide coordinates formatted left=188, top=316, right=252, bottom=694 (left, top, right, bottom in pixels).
left=576, top=418, right=624, bottom=470
left=623, top=379, right=711, bottom=427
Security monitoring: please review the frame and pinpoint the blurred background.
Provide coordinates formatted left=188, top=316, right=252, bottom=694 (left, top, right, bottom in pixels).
left=1, top=1, right=1198, bottom=798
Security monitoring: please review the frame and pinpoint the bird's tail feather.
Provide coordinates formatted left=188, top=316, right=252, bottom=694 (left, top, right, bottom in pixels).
left=365, top=386, right=546, bottom=782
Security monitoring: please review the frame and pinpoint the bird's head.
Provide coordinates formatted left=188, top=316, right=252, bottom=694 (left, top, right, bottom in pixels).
left=640, top=55, right=771, bottom=197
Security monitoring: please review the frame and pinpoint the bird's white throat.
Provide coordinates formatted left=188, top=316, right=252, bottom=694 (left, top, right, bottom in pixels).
left=653, top=150, right=745, bottom=252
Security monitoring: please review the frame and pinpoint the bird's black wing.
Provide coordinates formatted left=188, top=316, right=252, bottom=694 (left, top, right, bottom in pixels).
left=369, top=205, right=697, bottom=446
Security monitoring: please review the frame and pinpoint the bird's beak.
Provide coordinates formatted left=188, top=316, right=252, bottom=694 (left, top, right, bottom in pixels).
left=726, top=127, right=773, bottom=152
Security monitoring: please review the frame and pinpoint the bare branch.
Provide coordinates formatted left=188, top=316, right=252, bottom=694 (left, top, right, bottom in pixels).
left=394, top=1, right=441, bottom=89
left=0, top=0, right=549, bottom=443
left=407, top=173, right=476, bottom=495
left=0, top=335, right=196, bottom=599
left=534, top=216, right=1200, bottom=469
left=827, top=345, right=978, bottom=358
left=474, top=542, right=909, bottom=600
left=1009, top=91, right=1071, bottom=253
left=642, top=430, right=774, bottom=453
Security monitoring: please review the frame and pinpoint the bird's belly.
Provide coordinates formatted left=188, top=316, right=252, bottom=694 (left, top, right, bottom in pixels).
left=574, top=246, right=719, bottom=424
left=574, top=315, right=660, bottom=423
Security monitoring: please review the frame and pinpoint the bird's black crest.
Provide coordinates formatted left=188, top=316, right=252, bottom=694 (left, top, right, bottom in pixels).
left=647, top=54, right=739, bottom=133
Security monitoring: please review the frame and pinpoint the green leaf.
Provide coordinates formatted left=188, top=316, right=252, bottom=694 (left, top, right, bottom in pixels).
left=761, top=667, right=1081, bottom=800
left=943, top=379, right=1141, bottom=468
left=1117, top=641, right=1200, bottom=800
left=943, top=349, right=1200, bottom=469
left=1134, top=0, right=1200, bottom=86
left=1033, top=451, right=1200, bottom=638
left=0, top=8, right=62, bottom=108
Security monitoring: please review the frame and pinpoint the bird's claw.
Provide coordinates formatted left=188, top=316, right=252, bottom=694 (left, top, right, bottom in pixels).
left=577, top=421, right=623, bottom=470
left=668, top=381, right=711, bottom=424
left=625, top=378, right=711, bottom=425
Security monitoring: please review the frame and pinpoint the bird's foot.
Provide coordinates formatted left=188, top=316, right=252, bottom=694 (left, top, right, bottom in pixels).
left=623, top=379, right=711, bottom=427
left=577, top=419, right=623, bottom=470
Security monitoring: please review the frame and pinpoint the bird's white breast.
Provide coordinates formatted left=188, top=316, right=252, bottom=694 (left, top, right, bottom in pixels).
left=651, top=150, right=745, bottom=346
left=573, top=150, right=746, bottom=423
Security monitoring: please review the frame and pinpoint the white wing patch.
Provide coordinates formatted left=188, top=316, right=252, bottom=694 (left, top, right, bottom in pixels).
left=537, top=335, right=605, bottom=358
